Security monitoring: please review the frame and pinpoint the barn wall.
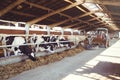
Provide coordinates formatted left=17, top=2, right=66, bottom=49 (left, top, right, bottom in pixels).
left=50, top=31, right=61, bottom=35
left=64, top=31, right=71, bottom=35
left=0, top=29, right=25, bottom=34
left=29, top=31, right=47, bottom=35
left=73, top=32, right=79, bottom=35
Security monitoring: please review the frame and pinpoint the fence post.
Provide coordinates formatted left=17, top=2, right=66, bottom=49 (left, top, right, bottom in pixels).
left=47, top=26, right=50, bottom=35
left=78, top=30, right=80, bottom=35
left=61, top=28, right=64, bottom=35
left=25, top=23, right=30, bottom=42
left=71, top=29, right=73, bottom=35
left=3, top=48, right=7, bottom=57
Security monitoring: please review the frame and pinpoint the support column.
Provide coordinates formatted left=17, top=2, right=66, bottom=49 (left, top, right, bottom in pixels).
left=78, top=30, right=80, bottom=35
left=25, top=23, right=30, bottom=41
left=71, top=29, right=73, bottom=35
left=61, top=28, right=64, bottom=35
left=47, top=26, right=50, bottom=35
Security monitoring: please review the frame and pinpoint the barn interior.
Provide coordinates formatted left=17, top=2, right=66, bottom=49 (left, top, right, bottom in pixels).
left=0, top=0, right=120, bottom=80
left=0, top=0, right=120, bottom=32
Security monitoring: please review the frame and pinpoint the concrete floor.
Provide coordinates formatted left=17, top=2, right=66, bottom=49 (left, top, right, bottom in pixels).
left=8, top=39, right=120, bottom=80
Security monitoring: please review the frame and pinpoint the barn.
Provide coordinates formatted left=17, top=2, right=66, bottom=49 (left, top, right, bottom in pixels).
left=0, top=0, right=120, bottom=80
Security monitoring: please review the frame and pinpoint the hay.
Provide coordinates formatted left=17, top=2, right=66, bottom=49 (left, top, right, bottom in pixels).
left=0, top=45, right=85, bottom=80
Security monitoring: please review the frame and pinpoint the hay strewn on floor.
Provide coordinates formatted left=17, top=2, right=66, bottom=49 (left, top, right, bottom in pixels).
left=0, top=46, right=84, bottom=80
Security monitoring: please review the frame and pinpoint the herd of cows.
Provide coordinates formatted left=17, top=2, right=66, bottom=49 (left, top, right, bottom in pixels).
left=0, top=34, right=87, bottom=61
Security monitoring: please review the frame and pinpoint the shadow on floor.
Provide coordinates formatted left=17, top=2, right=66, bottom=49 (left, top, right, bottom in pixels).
left=75, top=61, right=120, bottom=80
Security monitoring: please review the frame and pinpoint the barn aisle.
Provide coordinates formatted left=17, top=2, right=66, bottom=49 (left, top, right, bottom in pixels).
left=8, top=39, right=120, bottom=80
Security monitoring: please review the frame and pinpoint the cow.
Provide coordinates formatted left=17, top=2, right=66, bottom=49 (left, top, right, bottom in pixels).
left=30, top=34, right=45, bottom=52
left=57, top=35, right=72, bottom=48
left=49, top=35, right=59, bottom=49
left=67, top=35, right=87, bottom=47
left=30, top=34, right=57, bottom=53
left=0, top=35, right=36, bottom=61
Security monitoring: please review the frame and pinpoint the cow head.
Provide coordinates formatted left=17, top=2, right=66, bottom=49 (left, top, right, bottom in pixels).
left=28, top=52, right=36, bottom=61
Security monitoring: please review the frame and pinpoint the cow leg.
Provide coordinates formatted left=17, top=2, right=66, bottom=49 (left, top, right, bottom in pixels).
left=47, top=45, right=54, bottom=53
left=7, top=51, right=12, bottom=56
left=35, top=44, right=39, bottom=52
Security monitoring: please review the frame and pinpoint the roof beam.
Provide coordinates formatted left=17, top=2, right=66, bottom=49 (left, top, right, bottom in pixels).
left=63, top=22, right=81, bottom=28
left=49, top=11, right=94, bottom=27
left=100, top=3, right=119, bottom=30
left=73, top=25, right=87, bottom=30
left=87, top=17, right=97, bottom=22
left=84, top=0, right=120, bottom=6
left=78, top=26, right=89, bottom=30
left=110, top=12, right=120, bottom=16
left=24, top=1, right=71, bottom=19
left=10, top=10, right=36, bottom=17
left=73, top=23, right=89, bottom=29
left=65, top=0, right=109, bottom=30
left=27, top=2, right=84, bottom=24
left=24, top=1, right=75, bottom=24
left=0, top=0, right=25, bottom=16
left=10, top=10, right=57, bottom=22
left=25, top=1, right=98, bottom=30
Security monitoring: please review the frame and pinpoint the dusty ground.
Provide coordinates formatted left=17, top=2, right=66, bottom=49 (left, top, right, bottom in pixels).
left=8, top=39, right=120, bottom=80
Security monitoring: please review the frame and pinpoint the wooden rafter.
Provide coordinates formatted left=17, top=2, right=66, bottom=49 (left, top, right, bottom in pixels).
left=10, top=10, right=57, bottom=22
left=24, top=1, right=71, bottom=19
left=84, top=0, right=120, bottom=6
left=65, top=0, right=109, bottom=30
left=27, top=2, right=83, bottom=24
left=63, top=22, right=81, bottom=28
left=10, top=10, right=36, bottom=17
left=49, top=11, right=94, bottom=27
left=25, top=1, right=100, bottom=30
left=79, top=25, right=89, bottom=30
left=100, top=2, right=119, bottom=30
left=0, top=0, right=25, bottom=16
left=73, top=25, right=87, bottom=30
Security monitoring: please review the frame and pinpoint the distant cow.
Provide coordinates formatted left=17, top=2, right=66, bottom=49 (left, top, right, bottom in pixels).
left=67, top=35, right=87, bottom=46
left=0, top=35, right=36, bottom=61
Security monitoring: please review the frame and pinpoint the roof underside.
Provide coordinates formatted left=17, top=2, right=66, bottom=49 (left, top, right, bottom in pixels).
left=0, top=0, right=120, bottom=32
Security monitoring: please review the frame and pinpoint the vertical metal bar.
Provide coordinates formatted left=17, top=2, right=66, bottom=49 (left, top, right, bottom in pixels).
left=61, top=28, right=64, bottom=35
left=25, top=23, right=30, bottom=42
left=47, top=26, right=50, bottom=35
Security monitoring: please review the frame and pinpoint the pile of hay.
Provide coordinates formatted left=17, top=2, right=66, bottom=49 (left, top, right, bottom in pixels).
left=0, top=46, right=84, bottom=80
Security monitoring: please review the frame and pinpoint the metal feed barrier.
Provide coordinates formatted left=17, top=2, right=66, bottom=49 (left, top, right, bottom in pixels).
left=0, top=40, right=77, bottom=65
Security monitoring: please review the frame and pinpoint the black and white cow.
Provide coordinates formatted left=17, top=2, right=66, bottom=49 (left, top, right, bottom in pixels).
left=58, top=35, right=72, bottom=48
left=30, top=34, right=55, bottom=53
left=0, top=35, right=36, bottom=61
left=49, top=35, right=59, bottom=49
left=30, top=34, right=44, bottom=52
